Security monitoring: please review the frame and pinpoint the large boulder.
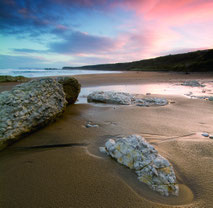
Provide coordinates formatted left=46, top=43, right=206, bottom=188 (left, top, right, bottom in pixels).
left=100, top=135, right=179, bottom=196
left=0, top=77, right=80, bottom=151
left=56, top=77, right=81, bottom=104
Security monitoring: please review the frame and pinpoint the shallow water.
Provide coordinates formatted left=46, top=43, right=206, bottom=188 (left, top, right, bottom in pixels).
left=78, top=82, right=213, bottom=103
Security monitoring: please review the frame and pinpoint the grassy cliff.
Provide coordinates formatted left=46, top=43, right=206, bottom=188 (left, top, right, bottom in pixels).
left=63, top=49, right=213, bottom=72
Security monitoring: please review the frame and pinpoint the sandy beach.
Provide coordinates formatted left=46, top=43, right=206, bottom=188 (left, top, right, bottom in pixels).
left=0, top=71, right=213, bottom=208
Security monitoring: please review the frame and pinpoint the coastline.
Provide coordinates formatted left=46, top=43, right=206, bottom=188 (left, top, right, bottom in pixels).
left=0, top=71, right=213, bottom=208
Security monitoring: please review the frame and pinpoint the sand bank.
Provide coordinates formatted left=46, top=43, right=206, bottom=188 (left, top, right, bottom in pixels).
left=0, top=71, right=213, bottom=208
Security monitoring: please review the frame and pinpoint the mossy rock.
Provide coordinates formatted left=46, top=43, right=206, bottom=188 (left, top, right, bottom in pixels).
left=56, top=77, right=81, bottom=104
left=0, top=75, right=29, bottom=83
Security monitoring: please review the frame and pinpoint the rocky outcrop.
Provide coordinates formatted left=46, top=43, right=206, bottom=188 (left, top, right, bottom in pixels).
left=0, top=75, right=29, bottom=83
left=0, top=77, right=81, bottom=151
left=87, top=91, right=168, bottom=107
left=56, top=77, right=81, bottom=104
left=100, top=135, right=179, bottom=196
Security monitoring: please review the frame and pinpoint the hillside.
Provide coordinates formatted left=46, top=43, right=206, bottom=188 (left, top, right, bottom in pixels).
left=63, top=49, right=213, bottom=72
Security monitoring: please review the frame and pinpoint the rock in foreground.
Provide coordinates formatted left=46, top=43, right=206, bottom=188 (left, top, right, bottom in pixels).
left=0, top=77, right=80, bottom=151
left=100, top=135, right=179, bottom=196
left=88, top=91, right=168, bottom=106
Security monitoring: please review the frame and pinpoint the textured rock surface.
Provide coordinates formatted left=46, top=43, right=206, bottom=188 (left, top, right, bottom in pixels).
left=0, top=78, right=79, bottom=151
left=181, top=80, right=204, bottom=87
left=87, top=91, right=134, bottom=105
left=100, top=135, right=179, bottom=196
left=135, top=97, right=168, bottom=106
left=56, top=77, right=81, bottom=104
left=87, top=91, right=168, bottom=107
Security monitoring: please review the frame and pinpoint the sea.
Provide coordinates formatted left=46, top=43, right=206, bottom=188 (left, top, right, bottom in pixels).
left=0, top=68, right=120, bottom=78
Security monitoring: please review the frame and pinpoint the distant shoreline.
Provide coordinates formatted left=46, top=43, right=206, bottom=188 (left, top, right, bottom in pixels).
left=63, top=48, right=213, bottom=72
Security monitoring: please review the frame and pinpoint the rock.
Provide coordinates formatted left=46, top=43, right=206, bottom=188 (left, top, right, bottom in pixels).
left=209, top=135, right=213, bottom=139
left=135, top=98, right=168, bottom=106
left=85, top=121, right=99, bottom=128
left=202, top=133, right=209, bottom=137
left=209, top=97, right=213, bottom=101
left=100, top=135, right=179, bottom=196
left=0, top=77, right=81, bottom=151
left=99, top=147, right=107, bottom=154
left=0, top=75, right=29, bottom=83
left=87, top=91, right=168, bottom=107
left=87, top=91, right=134, bottom=105
left=56, top=77, right=81, bottom=104
left=181, top=80, right=204, bottom=87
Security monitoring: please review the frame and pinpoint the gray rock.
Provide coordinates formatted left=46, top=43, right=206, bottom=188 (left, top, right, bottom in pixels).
left=87, top=91, right=168, bottom=107
left=135, top=98, right=168, bottom=106
left=87, top=91, right=134, bottom=105
left=85, top=121, right=99, bottom=128
left=202, top=133, right=209, bottom=137
left=209, top=97, right=213, bottom=101
left=100, top=135, right=179, bottom=196
left=0, top=77, right=81, bottom=151
left=181, top=80, right=204, bottom=87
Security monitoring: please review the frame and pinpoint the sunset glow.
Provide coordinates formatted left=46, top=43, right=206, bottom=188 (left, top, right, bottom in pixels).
left=0, top=0, right=213, bottom=68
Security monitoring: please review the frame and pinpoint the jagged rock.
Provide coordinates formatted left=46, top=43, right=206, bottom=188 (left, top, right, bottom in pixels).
left=56, top=77, right=81, bottom=104
left=0, top=77, right=81, bottom=151
left=100, top=135, right=179, bottom=196
left=87, top=91, right=134, bottom=105
left=181, top=80, right=204, bottom=87
left=87, top=91, right=168, bottom=107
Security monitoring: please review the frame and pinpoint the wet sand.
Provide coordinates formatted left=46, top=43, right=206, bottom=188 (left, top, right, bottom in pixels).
left=0, top=71, right=213, bottom=208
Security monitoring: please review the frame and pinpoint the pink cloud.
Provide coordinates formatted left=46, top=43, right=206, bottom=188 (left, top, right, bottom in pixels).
left=110, top=0, right=213, bottom=60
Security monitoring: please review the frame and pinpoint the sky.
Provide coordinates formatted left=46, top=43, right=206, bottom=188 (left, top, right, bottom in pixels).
left=0, top=0, right=213, bottom=69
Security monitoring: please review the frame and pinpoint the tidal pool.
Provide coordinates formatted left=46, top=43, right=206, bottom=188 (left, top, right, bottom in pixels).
left=77, top=82, right=213, bottom=103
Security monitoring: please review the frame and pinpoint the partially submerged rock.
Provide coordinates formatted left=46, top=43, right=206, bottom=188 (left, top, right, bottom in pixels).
left=0, top=77, right=81, bottom=151
left=181, top=80, right=204, bottom=87
left=100, top=135, right=179, bottom=196
left=87, top=91, right=168, bottom=107
left=0, top=75, right=29, bottom=83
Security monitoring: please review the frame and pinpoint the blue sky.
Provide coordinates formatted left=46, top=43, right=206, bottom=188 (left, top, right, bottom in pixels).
left=0, top=0, right=213, bottom=68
